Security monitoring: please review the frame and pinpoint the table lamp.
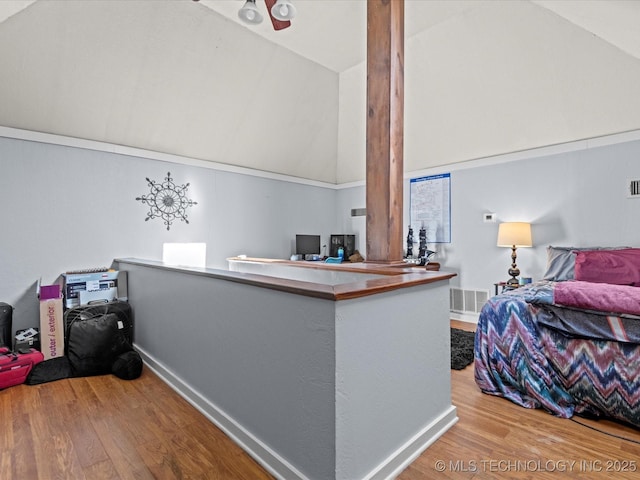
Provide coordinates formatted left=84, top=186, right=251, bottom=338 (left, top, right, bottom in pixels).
left=497, top=222, right=532, bottom=286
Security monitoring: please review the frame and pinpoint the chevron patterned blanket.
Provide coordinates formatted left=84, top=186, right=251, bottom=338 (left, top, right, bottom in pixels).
left=474, top=282, right=640, bottom=427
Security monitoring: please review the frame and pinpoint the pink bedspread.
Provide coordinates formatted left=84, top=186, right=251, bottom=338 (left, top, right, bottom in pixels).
left=554, top=281, right=640, bottom=316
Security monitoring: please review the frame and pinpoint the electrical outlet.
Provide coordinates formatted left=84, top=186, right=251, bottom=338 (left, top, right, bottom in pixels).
left=483, top=213, right=496, bottom=223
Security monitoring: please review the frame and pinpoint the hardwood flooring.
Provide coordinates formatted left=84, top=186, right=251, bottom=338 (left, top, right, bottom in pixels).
left=1, top=320, right=639, bottom=479
left=0, top=367, right=272, bottom=480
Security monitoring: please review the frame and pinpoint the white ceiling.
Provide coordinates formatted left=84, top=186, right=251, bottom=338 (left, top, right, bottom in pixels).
left=1, top=0, right=640, bottom=183
left=199, top=0, right=492, bottom=73
left=200, top=0, right=640, bottom=73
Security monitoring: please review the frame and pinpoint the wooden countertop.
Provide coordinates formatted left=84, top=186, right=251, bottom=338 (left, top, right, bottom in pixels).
left=116, top=257, right=456, bottom=301
left=227, top=257, right=456, bottom=300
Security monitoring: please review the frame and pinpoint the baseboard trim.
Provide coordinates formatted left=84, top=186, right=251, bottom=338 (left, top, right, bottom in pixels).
left=134, top=344, right=309, bottom=480
left=449, top=311, right=479, bottom=324
left=363, top=405, right=458, bottom=480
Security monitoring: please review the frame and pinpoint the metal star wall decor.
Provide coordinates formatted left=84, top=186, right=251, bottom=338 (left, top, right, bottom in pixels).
left=136, top=172, right=197, bottom=230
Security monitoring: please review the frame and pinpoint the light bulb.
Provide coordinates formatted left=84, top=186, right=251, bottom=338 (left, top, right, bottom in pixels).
left=271, top=1, right=295, bottom=21
left=246, top=10, right=255, bottom=21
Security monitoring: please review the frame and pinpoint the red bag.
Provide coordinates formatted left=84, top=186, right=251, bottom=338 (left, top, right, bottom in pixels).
left=0, top=347, right=44, bottom=389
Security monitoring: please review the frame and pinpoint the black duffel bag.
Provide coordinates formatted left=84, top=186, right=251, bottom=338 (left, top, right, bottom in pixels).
left=26, top=300, right=142, bottom=385
left=64, top=300, right=137, bottom=377
left=65, top=300, right=133, bottom=345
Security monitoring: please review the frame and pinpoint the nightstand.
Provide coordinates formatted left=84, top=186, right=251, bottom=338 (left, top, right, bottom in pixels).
left=493, top=282, right=521, bottom=295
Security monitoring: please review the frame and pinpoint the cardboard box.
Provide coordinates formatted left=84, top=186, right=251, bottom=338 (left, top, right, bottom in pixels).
left=39, top=284, right=64, bottom=360
left=62, top=270, right=127, bottom=309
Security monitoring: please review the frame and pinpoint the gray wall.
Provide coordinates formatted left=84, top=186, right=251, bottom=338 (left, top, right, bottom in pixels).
left=337, top=137, right=640, bottom=296
left=444, top=139, right=640, bottom=292
left=0, top=136, right=337, bottom=333
left=3, top=132, right=639, bottom=332
left=120, top=260, right=337, bottom=480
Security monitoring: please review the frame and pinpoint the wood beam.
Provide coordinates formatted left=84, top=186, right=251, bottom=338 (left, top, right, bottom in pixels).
left=366, top=0, right=404, bottom=264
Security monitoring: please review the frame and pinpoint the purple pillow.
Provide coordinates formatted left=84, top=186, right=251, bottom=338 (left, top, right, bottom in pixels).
left=574, top=249, right=640, bottom=286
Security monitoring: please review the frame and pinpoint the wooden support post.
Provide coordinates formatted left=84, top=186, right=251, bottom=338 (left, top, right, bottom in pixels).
left=366, top=0, right=404, bottom=264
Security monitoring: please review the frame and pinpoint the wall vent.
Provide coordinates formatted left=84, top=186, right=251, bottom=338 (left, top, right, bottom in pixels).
left=629, top=179, right=640, bottom=198
left=450, top=288, right=490, bottom=314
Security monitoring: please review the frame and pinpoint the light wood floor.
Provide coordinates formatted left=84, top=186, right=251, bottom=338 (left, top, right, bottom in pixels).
left=2, top=320, right=639, bottom=479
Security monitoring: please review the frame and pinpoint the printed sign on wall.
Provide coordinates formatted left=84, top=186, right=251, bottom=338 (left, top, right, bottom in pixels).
left=409, top=173, right=451, bottom=243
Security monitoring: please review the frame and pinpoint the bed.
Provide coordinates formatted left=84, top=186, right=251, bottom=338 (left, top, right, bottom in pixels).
left=474, top=246, right=640, bottom=427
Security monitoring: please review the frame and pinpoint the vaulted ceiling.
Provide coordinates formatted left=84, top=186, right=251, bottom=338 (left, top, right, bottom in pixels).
left=1, top=0, right=640, bottom=184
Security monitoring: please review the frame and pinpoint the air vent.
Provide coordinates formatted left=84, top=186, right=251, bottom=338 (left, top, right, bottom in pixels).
left=451, top=288, right=464, bottom=312
left=628, top=179, right=640, bottom=198
left=450, top=288, right=490, bottom=314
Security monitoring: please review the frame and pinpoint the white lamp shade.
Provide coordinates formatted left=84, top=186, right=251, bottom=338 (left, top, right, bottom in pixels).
left=271, top=0, right=296, bottom=21
left=497, top=222, right=532, bottom=247
left=238, top=0, right=263, bottom=25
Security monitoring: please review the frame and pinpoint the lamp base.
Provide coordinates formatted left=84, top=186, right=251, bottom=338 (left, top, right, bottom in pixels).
left=506, top=277, right=520, bottom=287
left=506, top=246, right=520, bottom=286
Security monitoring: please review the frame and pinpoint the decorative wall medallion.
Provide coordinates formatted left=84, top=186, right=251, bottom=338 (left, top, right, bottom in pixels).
left=136, top=172, right=197, bottom=230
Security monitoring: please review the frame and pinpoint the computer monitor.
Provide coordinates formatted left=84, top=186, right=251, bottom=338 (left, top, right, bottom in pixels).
left=295, top=234, right=321, bottom=255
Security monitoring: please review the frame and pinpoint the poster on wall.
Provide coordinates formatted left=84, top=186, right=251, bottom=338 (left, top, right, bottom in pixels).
left=409, top=173, right=451, bottom=243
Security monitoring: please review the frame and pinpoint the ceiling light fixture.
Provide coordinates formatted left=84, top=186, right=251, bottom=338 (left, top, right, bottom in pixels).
left=235, top=0, right=295, bottom=30
left=271, top=0, right=296, bottom=21
left=238, top=0, right=264, bottom=25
